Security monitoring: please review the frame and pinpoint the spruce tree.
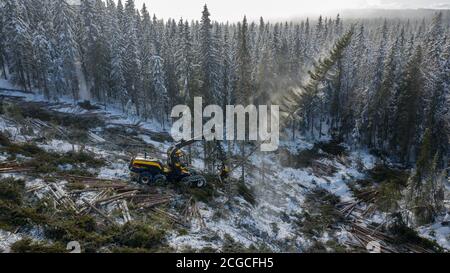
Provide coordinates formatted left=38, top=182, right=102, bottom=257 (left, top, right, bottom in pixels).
left=406, top=129, right=445, bottom=225
left=423, top=12, right=449, bottom=166
left=3, top=0, right=33, bottom=90
left=0, top=0, right=7, bottom=79
left=236, top=16, right=252, bottom=105
left=53, top=0, right=80, bottom=100
left=175, top=20, right=195, bottom=105
left=393, top=45, right=423, bottom=164
left=199, top=4, right=220, bottom=104
left=276, top=28, right=354, bottom=140
left=105, top=0, right=127, bottom=107
left=150, top=55, right=168, bottom=126
left=138, top=4, right=153, bottom=117
left=122, top=0, right=140, bottom=114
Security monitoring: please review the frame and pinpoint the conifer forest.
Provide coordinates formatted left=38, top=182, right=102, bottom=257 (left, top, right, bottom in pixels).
left=0, top=0, right=449, bottom=254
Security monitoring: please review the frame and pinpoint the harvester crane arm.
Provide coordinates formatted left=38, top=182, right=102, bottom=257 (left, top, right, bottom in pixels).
left=167, top=132, right=229, bottom=180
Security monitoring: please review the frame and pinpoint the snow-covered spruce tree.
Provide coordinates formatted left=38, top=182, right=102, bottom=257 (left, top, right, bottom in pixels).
left=365, top=36, right=401, bottom=151
left=213, top=22, right=225, bottom=103
left=362, top=21, right=389, bottom=147
left=122, top=0, right=141, bottom=115
left=53, top=0, right=80, bottom=100
left=251, top=17, right=265, bottom=78
left=150, top=55, right=168, bottom=126
left=162, top=19, right=179, bottom=109
left=391, top=45, right=424, bottom=164
left=254, top=27, right=275, bottom=105
left=175, top=19, right=195, bottom=105
left=277, top=28, right=354, bottom=139
left=79, top=0, right=110, bottom=101
left=290, top=24, right=303, bottom=80
left=79, top=0, right=97, bottom=92
left=312, top=15, right=324, bottom=56
left=116, top=0, right=124, bottom=30
left=105, top=0, right=127, bottom=108
left=220, top=23, right=236, bottom=108
left=31, top=24, right=54, bottom=99
left=28, top=0, right=67, bottom=99
left=422, top=12, right=449, bottom=167
left=0, top=1, right=7, bottom=79
left=302, top=18, right=312, bottom=66
left=236, top=17, right=253, bottom=106
left=405, top=129, right=446, bottom=225
left=151, top=15, right=162, bottom=56
left=235, top=16, right=253, bottom=182
left=91, top=0, right=111, bottom=102
left=3, top=0, right=33, bottom=90
left=199, top=4, right=220, bottom=104
left=276, top=23, right=290, bottom=80
left=346, top=25, right=368, bottom=146
left=137, top=3, right=153, bottom=118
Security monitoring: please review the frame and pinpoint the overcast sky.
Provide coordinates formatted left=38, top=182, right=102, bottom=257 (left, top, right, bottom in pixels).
left=128, top=0, right=450, bottom=21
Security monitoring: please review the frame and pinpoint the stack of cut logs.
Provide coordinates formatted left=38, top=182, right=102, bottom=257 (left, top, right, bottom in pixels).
left=0, top=160, right=34, bottom=173
left=337, top=196, right=435, bottom=253
left=26, top=174, right=181, bottom=226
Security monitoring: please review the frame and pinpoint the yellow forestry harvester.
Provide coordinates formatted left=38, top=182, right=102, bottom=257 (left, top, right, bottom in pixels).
left=129, top=135, right=229, bottom=188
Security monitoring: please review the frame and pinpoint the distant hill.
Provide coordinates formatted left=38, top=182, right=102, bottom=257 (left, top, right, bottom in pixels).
left=67, top=0, right=80, bottom=6
left=277, top=8, right=450, bottom=22
left=337, top=8, right=450, bottom=19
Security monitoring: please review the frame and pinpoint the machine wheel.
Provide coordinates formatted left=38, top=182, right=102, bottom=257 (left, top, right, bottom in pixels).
left=181, top=175, right=207, bottom=188
left=195, top=177, right=206, bottom=188
left=138, top=173, right=152, bottom=184
left=130, top=172, right=139, bottom=182
left=153, top=174, right=167, bottom=184
left=180, top=176, right=191, bottom=185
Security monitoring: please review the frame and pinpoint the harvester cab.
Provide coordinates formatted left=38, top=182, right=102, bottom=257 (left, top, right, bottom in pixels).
left=128, top=156, right=168, bottom=185
left=129, top=133, right=229, bottom=188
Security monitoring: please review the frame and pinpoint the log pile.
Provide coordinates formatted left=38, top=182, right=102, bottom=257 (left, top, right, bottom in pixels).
left=338, top=190, right=378, bottom=218
left=132, top=194, right=172, bottom=209
left=347, top=222, right=434, bottom=253
left=47, top=182, right=79, bottom=213
left=337, top=196, right=435, bottom=253
left=108, top=122, right=172, bottom=143
left=26, top=174, right=174, bottom=226
left=0, top=161, right=34, bottom=173
left=151, top=207, right=185, bottom=227
left=310, top=161, right=337, bottom=177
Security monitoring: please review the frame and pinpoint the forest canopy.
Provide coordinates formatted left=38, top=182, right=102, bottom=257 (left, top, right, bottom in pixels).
left=1, top=1, right=449, bottom=168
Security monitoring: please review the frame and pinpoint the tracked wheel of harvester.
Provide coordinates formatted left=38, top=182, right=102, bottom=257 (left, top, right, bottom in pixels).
left=138, top=172, right=152, bottom=184
left=138, top=173, right=167, bottom=185
left=153, top=174, right=167, bottom=184
left=181, top=175, right=207, bottom=188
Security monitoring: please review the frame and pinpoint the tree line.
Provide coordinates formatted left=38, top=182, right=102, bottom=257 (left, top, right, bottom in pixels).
left=1, top=1, right=449, bottom=223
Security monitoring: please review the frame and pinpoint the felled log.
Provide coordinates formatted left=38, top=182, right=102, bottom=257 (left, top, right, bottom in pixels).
left=151, top=207, right=185, bottom=226
left=136, top=197, right=171, bottom=209
left=118, top=200, right=132, bottom=223
left=95, top=190, right=138, bottom=205
left=82, top=198, right=116, bottom=225
left=47, top=183, right=79, bottom=213
left=0, top=166, right=34, bottom=173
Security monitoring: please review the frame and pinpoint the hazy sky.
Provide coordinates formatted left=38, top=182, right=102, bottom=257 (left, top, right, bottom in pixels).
left=130, top=0, right=450, bottom=21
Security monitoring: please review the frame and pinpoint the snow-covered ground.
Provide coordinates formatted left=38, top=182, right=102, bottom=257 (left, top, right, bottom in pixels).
left=166, top=141, right=380, bottom=252
left=418, top=215, right=450, bottom=250
left=0, top=230, right=22, bottom=253
left=0, top=80, right=448, bottom=252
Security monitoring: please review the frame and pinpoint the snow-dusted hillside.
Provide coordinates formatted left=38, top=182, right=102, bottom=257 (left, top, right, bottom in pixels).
left=0, top=84, right=448, bottom=253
